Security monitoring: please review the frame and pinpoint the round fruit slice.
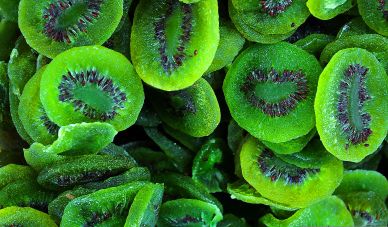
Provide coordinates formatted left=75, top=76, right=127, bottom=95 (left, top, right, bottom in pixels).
left=40, top=46, right=144, bottom=132
left=0, top=206, right=57, bottom=227
left=223, top=42, right=322, bottom=143
left=240, top=136, right=343, bottom=208
left=18, top=0, right=123, bottom=58
left=131, top=0, right=219, bottom=91
left=357, top=0, right=388, bottom=36
left=315, top=48, right=388, bottom=162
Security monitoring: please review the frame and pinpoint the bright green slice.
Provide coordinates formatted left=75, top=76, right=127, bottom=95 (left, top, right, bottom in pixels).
left=0, top=206, right=57, bottom=227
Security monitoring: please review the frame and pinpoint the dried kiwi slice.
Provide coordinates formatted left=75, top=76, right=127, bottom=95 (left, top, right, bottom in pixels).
left=157, top=199, right=223, bottom=227
left=0, top=19, right=18, bottom=61
left=315, top=48, right=388, bottom=162
left=19, top=66, right=59, bottom=145
left=306, top=0, right=354, bottom=20
left=294, top=33, right=335, bottom=56
left=240, top=136, right=343, bottom=208
left=131, top=0, right=219, bottom=91
left=18, top=0, right=123, bottom=58
left=40, top=46, right=144, bottom=132
left=357, top=0, right=388, bottom=36
left=224, top=42, right=322, bottom=143
left=260, top=196, right=354, bottom=226
left=149, top=78, right=221, bottom=137
left=336, top=17, right=376, bottom=39
left=0, top=206, right=57, bottom=227
left=0, top=164, right=36, bottom=189
left=0, top=0, right=20, bottom=22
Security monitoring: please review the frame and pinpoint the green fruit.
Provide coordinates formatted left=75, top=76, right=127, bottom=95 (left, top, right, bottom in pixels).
left=227, top=119, right=246, bottom=154
left=207, top=20, right=245, bottom=73
left=294, top=33, right=335, bottom=56
left=131, top=0, right=219, bottom=91
left=61, top=181, right=148, bottom=226
left=334, top=170, right=388, bottom=200
left=157, top=199, right=223, bottom=227
left=260, top=196, right=354, bottom=226
left=24, top=143, right=65, bottom=172
left=0, top=206, right=57, bottom=227
left=37, top=154, right=137, bottom=190
left=217, top=214, right=249, bottom=227
left=19, top=66, right=59, bottom=145
left=240, top=137, right=343, bottom=208
left=0, top=0, right=20, bottom=22
left=315, top=48, right=388, bottom=162
left=320, top=34, right=388, bottom=72
left=336, top=17, right=376, bottom=39
left=224, top=42, right=322, bottom=143
left=40, top=46, right=144, bottom=132
left=339, top=192, right=388, bottom=226
left=261, top=128, right=316, bottom=155
left=0, top=164, right=36, bottom=189
left=306, top=0, right=354, bottom=20
left=18, top=0, right=123, bottom=58
left=149, top=78, right=221, bottom=137
left=162, top=124, right=205, bottom=152
left=357, top=0, right=388, bottom=36
left=0, top=20, right=18, bottom=61
left=124, top=183, right=164, bottom=227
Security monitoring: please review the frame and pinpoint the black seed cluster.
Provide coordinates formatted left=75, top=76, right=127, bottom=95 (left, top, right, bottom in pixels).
left=337, top=64, right=372, bottom=148
left=258, top=149, right=320, bottom=184
left=39, top=107, right=60, bottom=136
left=172, top=215, right=202, bottom=225
left=351, top=209, right=376, bottom=224
left=166, top=90, right=197, bottom=117
left=43, top=0, right=103, bottom=43
left=58, top=69, right=127, bottom=121
left=260, top=0, right=293, bottom=16
left=240, top=68, right=309, bottom=117
left=55, top=170, right=112, bottom=187
left=154, top=0, right=193, bottom=74
left=84, top=212, right=112, bottom=227
left=378, top=0, right=388, bottom=20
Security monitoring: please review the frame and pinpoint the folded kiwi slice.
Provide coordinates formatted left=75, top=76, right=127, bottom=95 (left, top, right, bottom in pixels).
left=294, top=33, right=335, bottom=56
left=306, top=0, right=354, bottom=20
left=357, top=0, right=388, bottom=36
left=19, top=66, right=59, bottom=145
left=0, top=206, right=57, bottom=227
left=61, top=181, right=148, bottom=226
left=40, top=46, right=144, bottom=132
left=260, top=196, right=354, bottom=226
left=0, top=164, right=36, bottom=189
left=315, top=48, right=388, bottom=162
left=131, top=0, right=219, bottom=91
left=149, top=78, right=221, bottom=137
left=240, top=136, right=343, bottom=208
left=18, top=0, right=123, bottom=58
left=224, top=42, right=322, bottom=143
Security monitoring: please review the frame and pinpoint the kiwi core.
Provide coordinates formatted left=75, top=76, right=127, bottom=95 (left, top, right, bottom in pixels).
left=58, top=69, right=127, bottom=121
left=240, top=68, right=309, bottom=117
left=378, top=0, right=388, bottom=20
left=154, top=0, right=193, bottom=74
left=43, top=0, right=103, bottom=43
left=260, top=0, right=293, bottom=16
left=337, top=64, right=372, bottom=148
left=166, top=90, right=196, bottom=116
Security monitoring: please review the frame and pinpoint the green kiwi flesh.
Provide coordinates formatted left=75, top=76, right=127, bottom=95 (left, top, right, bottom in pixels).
left=240, top=136, right=343, bottom=208
left=357, top=0, right=388, bottom=36
left=18, top=0, right=123, bottom=58
left=223, top=42, right=322, bottom=143
left=0, top=206, right=57, bottom=227
left=306, top=0, right=354, bottom=20
left=131, top=0, right=219, bottom=91
left=40, top=46, right=144, bottom=132
left=315, top=48, right=388, bottom=162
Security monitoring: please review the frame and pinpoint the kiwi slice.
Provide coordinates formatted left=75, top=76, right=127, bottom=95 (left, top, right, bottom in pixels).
left=306, top=0, right=354, bottom=20
left=61, top=181, right=148, bottom=226
left=19, top=66, right=59, bottom=145
left=227, top=119, right=247, bottom=154
left=240, top=136, right=343, bottom=208
left=229, top=0, right=295, bottom=44
left=40, top=46, right=144, bottom=132
left=340, top=191, right=388, bottom=226
left=0, top=0, right=20, bottom=22
left=104, top=14, right=132, bottom=59
left=0, top=19, right=18, bottom=61
left=227, top=180, right=297, bottom=211
left=260, top=196, right=354, bottom=226
left=357, top=0, right=388, bottom=36
left=224, top=42, right=322, bottom=143
left=24, top=143, right=65, bottom=172
left=124, top=183, right=164, bottom=227
left=192, top=138, right=227, bottom=193
left=18, top=0, right=123, bottom=58
left=334, top=170, right=388, bottom=200
left=162, top=124, right=205, bottom=152
left=231, top=0, right=310, bottom=35
left=336, top=17, right=376, bottom=39
left=294, top=33, right=335, bottom=56
left=315, top=48, right=388, bottom=162
left=157, top=199, right=223, bottom=227
left=218, top=214, right=249, bottom=227
left=261, top=128, right=316, bottom=155
left=0, top=164, right=36, bottom=189
left=149, top=78, right=221, bottom=137
left=0, top=206, right=57, bottom=227
left=207, top=20, right=245, bottom=73
left=0, top=180, right=57, bottom=212
left=37, top=154, right=137, bottom=190
left=131, top=0, right=219, bottom=91
left=320, top=34, right=388, bottom=72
